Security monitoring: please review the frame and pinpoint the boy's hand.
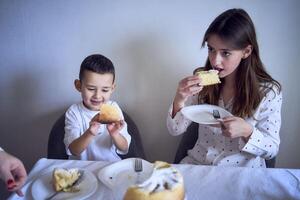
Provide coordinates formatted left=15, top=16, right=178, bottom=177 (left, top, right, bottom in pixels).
left=107, top=120, right=125, bottom=136
left=88, top=114, right=101, bottom=136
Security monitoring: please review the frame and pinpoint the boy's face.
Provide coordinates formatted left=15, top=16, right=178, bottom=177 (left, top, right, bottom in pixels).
left=75, top=70, right=115, bottom=111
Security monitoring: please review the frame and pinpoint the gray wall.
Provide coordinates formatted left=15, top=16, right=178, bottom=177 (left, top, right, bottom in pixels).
left=1, top=0, right=300, bottom=198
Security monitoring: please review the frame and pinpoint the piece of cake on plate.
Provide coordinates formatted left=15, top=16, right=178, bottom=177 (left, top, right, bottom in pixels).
left=52, top=168, right=81, bottom=192
left=124, top=161, right=185, bottom=200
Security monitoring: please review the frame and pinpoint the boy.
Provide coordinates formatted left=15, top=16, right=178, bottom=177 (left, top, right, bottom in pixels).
left=64, top=54, right=131, bottom=161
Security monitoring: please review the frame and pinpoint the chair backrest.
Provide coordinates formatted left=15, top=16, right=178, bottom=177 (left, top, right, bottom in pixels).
left=265, top=157, right=276, bottom=168
left=174, top=122, right=276, bottom=168
left=119, top=112, right=146, bottom=160
left=47, top=111, right=146, bottom=160
left=174, top=122, right=198, bottom=164
left=47, top=113, right=68, bottom=159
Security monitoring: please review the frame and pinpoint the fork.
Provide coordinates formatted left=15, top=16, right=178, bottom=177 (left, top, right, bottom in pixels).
left=45, top=170, right=84, bottom=200
left=212, top=109, right=226, bottom=129
left=134, top=158, right=143, bottom=184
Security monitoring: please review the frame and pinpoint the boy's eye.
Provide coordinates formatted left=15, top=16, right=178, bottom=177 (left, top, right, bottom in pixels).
left=87, top=88, right=96, bottom=91
left=102, top=89, right=110, bottom=92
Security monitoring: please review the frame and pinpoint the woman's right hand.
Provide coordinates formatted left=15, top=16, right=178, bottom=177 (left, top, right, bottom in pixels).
left=172, top=75, right=203, bottom=116
left=0, top=151, right=27, bottom=197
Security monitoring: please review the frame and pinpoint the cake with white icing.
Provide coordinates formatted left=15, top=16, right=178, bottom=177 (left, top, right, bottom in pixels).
left=124, top=161, right=185, bottom=200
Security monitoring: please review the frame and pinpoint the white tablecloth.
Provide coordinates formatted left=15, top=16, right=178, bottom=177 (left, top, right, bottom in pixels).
left=8, top=158, right=300, bottom=200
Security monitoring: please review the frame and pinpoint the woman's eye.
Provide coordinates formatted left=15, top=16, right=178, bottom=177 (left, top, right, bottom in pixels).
left=208, top=47, right=216, bottom=54
left=222, top=51, right=231, bottom=57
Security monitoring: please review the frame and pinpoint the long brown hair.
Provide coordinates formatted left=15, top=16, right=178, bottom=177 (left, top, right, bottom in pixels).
left=196, top=8, right=281, bottom=118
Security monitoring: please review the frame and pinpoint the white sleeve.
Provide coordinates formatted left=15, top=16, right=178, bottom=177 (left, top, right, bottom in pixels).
left=239, top=87, right=282, bottom=159
left=64, top=107, right=82, bottom=156
left=166, top=95, right=198, bottom=136
left=113, top=102, right=131, bottom=155
left=0, top=147, right=3, bottom=151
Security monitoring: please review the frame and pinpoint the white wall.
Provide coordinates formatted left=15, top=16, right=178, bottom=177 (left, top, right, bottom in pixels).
left=1, top=0, right=300, bottom=197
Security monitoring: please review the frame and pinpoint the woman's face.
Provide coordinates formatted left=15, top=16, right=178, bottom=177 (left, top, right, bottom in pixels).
left=206, top=34, right=248, bottom=79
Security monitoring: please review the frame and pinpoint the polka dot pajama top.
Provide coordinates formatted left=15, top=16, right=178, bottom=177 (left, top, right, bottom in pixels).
left=167, top=86, right=282, bottom=168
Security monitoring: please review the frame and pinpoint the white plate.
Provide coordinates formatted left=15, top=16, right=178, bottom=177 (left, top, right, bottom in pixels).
left=31, top=169, right=98, bottom=200
left=181, top=104, right=233, bottom=124
left=98, top=158, right=153, bottom=199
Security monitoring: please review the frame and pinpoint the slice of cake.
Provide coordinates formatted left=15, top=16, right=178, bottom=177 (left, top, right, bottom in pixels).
left=124, top=161, right=185, bottom=200
left=52, top=168, right=81, bottom=192
left=196, top=69, right=221, bottom=86
left=98, top=104, right=121, bottom=124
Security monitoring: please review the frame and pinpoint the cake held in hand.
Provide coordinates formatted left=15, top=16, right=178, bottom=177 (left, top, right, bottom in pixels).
left=196, top=69, right=221, bottom=86
left=98, top=104, right=121, bottom=124
left=52, top=168, right=81, bottom=192
left=124, top=161, right=185, bottom=200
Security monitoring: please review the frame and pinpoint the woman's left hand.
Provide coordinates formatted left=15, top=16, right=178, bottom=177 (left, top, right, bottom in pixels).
left=221, top=116, right=253, bottom=139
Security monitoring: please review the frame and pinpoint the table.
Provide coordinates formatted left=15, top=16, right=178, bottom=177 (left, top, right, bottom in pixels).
left=8, top=158, right=300, bottom=200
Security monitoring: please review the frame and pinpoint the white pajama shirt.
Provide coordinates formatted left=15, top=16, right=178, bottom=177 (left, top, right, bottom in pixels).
left=64, top=101, right=131, bottom=161
left=167, top=86, right=282, bottom=168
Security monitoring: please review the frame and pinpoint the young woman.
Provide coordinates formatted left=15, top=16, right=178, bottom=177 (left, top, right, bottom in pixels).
left=167, top=8, right=282, bottom=168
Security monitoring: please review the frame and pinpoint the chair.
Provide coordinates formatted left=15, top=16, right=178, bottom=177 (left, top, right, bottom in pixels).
left=47, top=111, right=146, bottom=160
left=174, top=123, right=276, bottom=168
left=265, top=157, right=276, bottom=168
left=174, top=122, right=198, bottom=164
left=119, top=112, right=146, bottom=160
left=47, top=113, right=68, bottom=159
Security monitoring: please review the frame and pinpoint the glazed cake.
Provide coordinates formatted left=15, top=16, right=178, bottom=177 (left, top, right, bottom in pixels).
left=98, top=104, right=121, bottom=124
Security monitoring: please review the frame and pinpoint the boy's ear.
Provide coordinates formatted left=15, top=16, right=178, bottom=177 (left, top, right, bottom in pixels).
left=111, top=83, right=116, bottom=92
left=74, top=79, right=82, bottom=92
left=243, top=45, right=252, bottom=59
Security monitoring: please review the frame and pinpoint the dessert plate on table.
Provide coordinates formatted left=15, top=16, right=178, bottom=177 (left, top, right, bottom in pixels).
left=98, top=158, right=153, bottom=189
left=98, top=158, right=153, bottom=199
left=181, top=104, right=233, bottom=125
left=31, top=169, right=98, bottom=200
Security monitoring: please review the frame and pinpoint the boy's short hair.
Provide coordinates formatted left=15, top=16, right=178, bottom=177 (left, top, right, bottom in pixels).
left=79, top=54, right=115, bottom=82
